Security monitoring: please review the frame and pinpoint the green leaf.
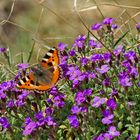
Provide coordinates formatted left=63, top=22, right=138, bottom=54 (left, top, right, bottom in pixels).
left=27, top=40, right=35, bottom=63
left=118, top=122, right=123, bottom=129
left=113, top=30, right=129, bottom=48
left=59, top=125, right=67, bottom=129
left=136, top=127, right=139, bottom=135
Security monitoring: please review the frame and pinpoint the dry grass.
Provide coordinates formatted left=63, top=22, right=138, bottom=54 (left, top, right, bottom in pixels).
left=0, top=0, right=140, bottom=64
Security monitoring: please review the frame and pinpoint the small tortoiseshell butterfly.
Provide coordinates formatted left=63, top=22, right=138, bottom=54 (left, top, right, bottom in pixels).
left=16, top=47, right=60, bottom=92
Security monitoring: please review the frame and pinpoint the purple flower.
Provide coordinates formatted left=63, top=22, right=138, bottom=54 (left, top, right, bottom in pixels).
left=77, top=72, right=87, bottom=81
left=60, top=55, right=68, bottom=66
left=50, top=87, right=58, bottom=95
left=80, top=57, right=88, bottom=66
left=88, top=71, right=96, bottom=79
left=45, top=116, right=56, bottom=126
left=81, top=106, right=88, bottom=113
left=118, top=70, right=128, bottom=78
left=75, top=91, right=86, bottom=105
left=83, top=88, right=92, bottom=96
left=46, top=98, right=53, bottom=105
left=0, top=80, right=14, bottom=91
left=138, top=82, right=140, bottom=87
left=35, top=111, right=45, bottom=127
left=103, top=18, right=114, bottom=25
left=66, top=66, right=79, bottom=78
left=95, top=43, right=102, bottom=48
left=95, top=64, right=110, bottom=74
left=118, top=70, right=132, bottom=87
left=0, top=117, right=10, bottom=129
left=58, top=42, right=68, bottom=52
left=122, top=60, right=131, bottom=68
left=92, top=96, right=106, bottom=108
left=94, top=133, right=104, bottom=140
left=24, top=117, right=32, bottom=125
left=16, top=99, right=25, bottom=107
left=89, top=40, right=102, bottom=48
left=45, top=107, right=54, bottom=116
left=90, top=54, right=103, bottom=62
left=103, top=133, right=111, bottom=139
left=124, top=50, right=137, bottom=62
left=89, top=39, right=97, bottom=47
left=103, top=52, right=111, bottom=63
left=69, top=70, right=86, bottom=87
left=96, top=43, right=102, bottom=49
left=107, top=98, right=117, bottom=110
left=0, top=90, right=6, bottom=99
left=17, top=63, right=29, bottom=70
left=15, top=91, right=29, bottom=107
left=35, top=111, right=43, bottom=120
left=102, top=114, right=114, bottom=125
left=136, top=22, right=140, bottom=31
left=23, top=121, right=36, bottom=136
left=107, top=126, right=120, bottom=138
left=71, top=105, right=81, bottom=114
left=102, top=109, right=111, bottom=117
left=100, top=90, right=105, bottom=95
left=73, top=34, right=86, bottom=49
left=102, top=78, right=110, bottom=86
left=127, top=66, right=138, bottom=77
left=91, top=23, right=102, bottom=30
left=53, top=95, right=65, bottom=108
left=69, top=50, right=76, bottom=56
left=114, top=45, right=124, bottom=56
left=111, top=24, right=118, bottom=29
left=7, top=99, right=14, bottom=108
left=119, top=76, right=132, bottom=87
left=137, top=134, right=140, bottom=140
left=18, top=90, right=29, bottom=100
left=110, top=88, right=118, bottom=97
left=68, top=115, right=79, bottom=128
left=0, top=47, right=7, bottom=53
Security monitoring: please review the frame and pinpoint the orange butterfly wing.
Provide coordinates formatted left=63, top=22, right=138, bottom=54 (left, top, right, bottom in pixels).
left=16, top=48, right=60, bottom=91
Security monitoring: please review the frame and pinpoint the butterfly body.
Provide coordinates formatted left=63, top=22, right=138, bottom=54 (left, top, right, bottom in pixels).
left=17, top=48, right=60, bottom=91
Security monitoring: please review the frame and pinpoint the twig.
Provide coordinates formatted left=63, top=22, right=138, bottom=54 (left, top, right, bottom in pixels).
left=115, top=11, right=140, bottom=35
left=1, top=20, right=33, bottom=34
left=0, top=0, right=16, bottom=25
left=95, top=3, right=140, bottom=10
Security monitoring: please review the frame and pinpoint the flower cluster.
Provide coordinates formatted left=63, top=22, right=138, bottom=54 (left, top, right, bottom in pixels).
left=58, top=18, right=140, bottom=139
left=23, top=112, right=56, bottom=135
left=22, top=87, right=66, bottom=136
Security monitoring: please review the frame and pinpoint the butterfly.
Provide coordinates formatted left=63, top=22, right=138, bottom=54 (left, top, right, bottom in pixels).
left=16, top=47, right=60, bottom=92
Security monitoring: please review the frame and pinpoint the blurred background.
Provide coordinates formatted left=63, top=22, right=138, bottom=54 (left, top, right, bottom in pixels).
left=0, top=0, right=140, bottom=64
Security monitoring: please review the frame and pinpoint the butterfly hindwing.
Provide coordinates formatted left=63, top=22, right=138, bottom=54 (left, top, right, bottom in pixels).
left=31, top=65, right=54, bottom=85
